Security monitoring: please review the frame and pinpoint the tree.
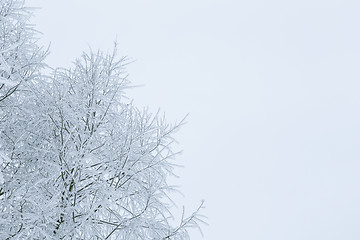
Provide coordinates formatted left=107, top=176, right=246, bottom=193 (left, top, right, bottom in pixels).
left=0, top=2, right=204, bottom=239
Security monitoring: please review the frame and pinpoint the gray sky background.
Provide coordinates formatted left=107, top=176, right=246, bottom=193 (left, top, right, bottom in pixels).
left=28, top=0, right=360, bottom=239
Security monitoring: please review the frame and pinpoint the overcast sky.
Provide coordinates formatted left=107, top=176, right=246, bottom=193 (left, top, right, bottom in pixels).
left=27, top=0, right=360, bottom=239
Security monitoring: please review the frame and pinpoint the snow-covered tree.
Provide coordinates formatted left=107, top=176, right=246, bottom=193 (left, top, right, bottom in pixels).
left=0, top=47, right=204, bottom=239
left=0, top=2, right=204, bottom=238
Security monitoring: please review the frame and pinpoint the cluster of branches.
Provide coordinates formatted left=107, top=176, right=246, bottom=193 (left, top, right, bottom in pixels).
left=0, top=0, right=46, bottom=102
left=0, top=1, right=205, bottom=239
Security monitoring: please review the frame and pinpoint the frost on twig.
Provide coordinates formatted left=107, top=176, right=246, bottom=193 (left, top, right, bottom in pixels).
left=0, top=0, right=46, bottom=103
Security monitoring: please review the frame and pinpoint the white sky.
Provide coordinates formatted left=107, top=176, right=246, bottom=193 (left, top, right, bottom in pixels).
left=27, top=0, right=360, bottom=239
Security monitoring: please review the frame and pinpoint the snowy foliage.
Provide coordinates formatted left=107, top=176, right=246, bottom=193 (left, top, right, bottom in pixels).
left=0, top=0, right=46, bottom=102
left=0, top=1, right=204, bottom=239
